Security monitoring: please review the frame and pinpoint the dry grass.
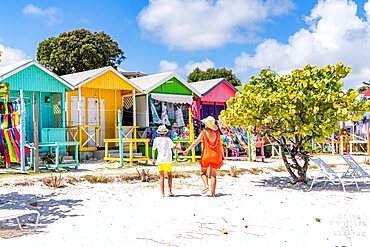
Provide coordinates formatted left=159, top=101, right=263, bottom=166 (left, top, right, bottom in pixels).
left=230, top=165, right=237, bottom=177
left=363, top=158, right=370, bottom=166
left=82, top=175, right=113, bottom=184
left=269, top=165, right=287, bottom=172
left=246, top=168, right=263, bottom=175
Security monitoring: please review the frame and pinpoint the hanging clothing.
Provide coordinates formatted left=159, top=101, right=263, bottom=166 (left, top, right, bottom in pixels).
left=149, top=98, right=162, bottom=125
left=199, top=130, right=223, bottom=169
left=168, top=103, right=176, bottom=120
left=161, top=102, right=171, bottom=126
left=2, top=129, right=17, bottom=163
left=175, top=105, right=185, bottom=127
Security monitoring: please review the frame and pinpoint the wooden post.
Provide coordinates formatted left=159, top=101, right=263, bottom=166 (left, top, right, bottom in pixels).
left=33, top=92, right=40, bottom=172
left=367, top=124, right=370, bottom=156
left=118, top=110, right=124, bottom=167
left=340, top=136, right=344, bottom=154
left=247, top=131, right=252, bottom=161
left=188, top=107, right=196, bottom=162
left=331, top=134, right=335, bottom=155
left=132, top=90, right=136, bottom=127
left=19, top=90, right=26, bottom=172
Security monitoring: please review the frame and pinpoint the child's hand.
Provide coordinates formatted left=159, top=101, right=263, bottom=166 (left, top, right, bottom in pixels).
left=152, top=159, right=156, bottom=165
left=183, top=150, right=189, bottom=156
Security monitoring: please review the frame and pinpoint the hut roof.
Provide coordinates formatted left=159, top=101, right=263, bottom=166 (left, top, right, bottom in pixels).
left=190, top=78, right=237, bottom=96
left=131, top=71, right=201, bottom=96
left=0, top=59, right=73, bottom=89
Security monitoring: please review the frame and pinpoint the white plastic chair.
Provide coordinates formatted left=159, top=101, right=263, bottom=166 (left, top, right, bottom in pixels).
left=0, top=209, right=40, bottom=230
left=341, top=154, right=370, bottom=180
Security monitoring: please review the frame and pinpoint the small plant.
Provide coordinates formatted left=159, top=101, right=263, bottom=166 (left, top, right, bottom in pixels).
left=315, top=217, right=321, bottom=223
left=42, top=173, right=64, bottom=188
left=82, top=175, right=113, bottom=183
left=230, top=165, right=237, bottom=177
left=136, top=168, right=150, bottom=182
left=364, top=158, right=370, bottom=166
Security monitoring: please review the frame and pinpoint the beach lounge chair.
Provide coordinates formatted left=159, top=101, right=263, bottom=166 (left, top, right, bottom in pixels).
left=308, top=157, right=370, bottom=192
left=0, top=209, right=40, bottom=230
left=341, top=154, right=370, bottom=179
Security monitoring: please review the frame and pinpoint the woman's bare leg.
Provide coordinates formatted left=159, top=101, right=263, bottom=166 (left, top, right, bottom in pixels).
left=201, top=167, right=209, bottom=193
left=209, top=168, right=217, bottom=197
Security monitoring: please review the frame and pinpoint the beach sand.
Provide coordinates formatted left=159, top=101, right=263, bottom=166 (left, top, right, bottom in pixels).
left=1, top=158, right=370, bottom=246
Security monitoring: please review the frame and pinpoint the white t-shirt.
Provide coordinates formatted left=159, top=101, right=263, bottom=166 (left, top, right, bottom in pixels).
left=152, top=137, right=175, bottom=164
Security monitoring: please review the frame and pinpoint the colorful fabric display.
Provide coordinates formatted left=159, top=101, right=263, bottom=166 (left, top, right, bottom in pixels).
left=0, top=100, right=24, bottom=165
left=176, top=106, right=185, bottom=127
left=150, top=98, right=162, bottom=125
left=161, top=102, right=171, bottom=126
left=168, top=103, right=176, bottom=120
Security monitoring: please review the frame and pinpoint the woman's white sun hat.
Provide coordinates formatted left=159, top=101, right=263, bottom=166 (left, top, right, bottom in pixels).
left=201, top=116, right=218, bottom=131
left=156, top=125, right=169, bottom=134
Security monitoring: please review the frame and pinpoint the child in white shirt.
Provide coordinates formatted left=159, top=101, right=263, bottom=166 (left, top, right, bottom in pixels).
left=152, top=125, right=183, bottom=197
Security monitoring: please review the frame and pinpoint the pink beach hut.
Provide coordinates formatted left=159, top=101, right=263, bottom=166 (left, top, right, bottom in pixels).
left=191, top=78, right=237, bottom=120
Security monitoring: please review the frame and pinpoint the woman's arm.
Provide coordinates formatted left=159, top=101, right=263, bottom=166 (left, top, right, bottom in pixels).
left=183, top=132, right=203, bottom=156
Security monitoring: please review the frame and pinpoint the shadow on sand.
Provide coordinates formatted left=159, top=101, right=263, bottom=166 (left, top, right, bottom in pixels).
left=0, top=192, right=83, bottom=237
left=252, top=175, right=370, bottom=192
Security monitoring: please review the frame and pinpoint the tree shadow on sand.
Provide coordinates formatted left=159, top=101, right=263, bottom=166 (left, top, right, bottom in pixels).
left=0, top=192, right=83, bottom=237
left=252, top=176, right=370, bottom=192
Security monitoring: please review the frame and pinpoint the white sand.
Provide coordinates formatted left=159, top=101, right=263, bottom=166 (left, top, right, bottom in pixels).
left=1, top=158, right=370, bottom=246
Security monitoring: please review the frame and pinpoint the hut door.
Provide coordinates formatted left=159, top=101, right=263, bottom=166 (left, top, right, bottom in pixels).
left=100, top=99, right=105, bottom=141
left=87, top=98, right=99, bottom=147
left=71, top=96, right=85, bottom=126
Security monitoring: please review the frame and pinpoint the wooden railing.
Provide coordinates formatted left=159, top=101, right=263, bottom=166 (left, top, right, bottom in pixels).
left=67, top=125, right=102, bottom=151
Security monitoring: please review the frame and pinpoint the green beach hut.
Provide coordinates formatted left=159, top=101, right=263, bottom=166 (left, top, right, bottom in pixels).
left=0, top=60, right=73, bottom=143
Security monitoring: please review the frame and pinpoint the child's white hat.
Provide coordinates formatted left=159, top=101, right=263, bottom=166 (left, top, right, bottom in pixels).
left=157, top=125, right=168, bottom=134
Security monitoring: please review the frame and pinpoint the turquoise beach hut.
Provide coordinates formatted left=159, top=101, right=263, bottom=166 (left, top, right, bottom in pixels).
left=0, top=60, right=73, bottom=143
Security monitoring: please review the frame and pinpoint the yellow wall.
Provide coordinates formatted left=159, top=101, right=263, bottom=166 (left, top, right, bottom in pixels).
left=66, top=70, right=137, bottom=143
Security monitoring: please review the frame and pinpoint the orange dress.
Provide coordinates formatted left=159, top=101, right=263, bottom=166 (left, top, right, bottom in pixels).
left=199, top=130, right=223, bottom=169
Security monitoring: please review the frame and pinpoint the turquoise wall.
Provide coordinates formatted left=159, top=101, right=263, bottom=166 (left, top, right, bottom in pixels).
left=1, top=64, right=69, bottom=142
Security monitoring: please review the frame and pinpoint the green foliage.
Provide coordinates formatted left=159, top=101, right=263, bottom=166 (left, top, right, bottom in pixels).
left=220, top=62, right=370, bottom=182
left=36, top=29, right=125, bottom=75
left=188, top=67, right=241, bottom=86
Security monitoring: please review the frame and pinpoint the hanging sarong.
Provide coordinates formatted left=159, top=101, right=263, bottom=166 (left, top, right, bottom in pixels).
left=2, top=129, right=16, bottom=163
left=161, top=102, right=171, bottom=126
left=8, top=129, right=20, bottom=162
left=175, top=105, right=185, bottom=127
left=149, top=98, right=162, bottom=125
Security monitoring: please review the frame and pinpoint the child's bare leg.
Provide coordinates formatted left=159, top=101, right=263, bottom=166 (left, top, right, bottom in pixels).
left=209, top=168, right=217, bottom=197
left=201, top=167, right=209, bottom=194
left=159, top=171, right=165, bottom=197
left=168, top=172, right=173, bottom=196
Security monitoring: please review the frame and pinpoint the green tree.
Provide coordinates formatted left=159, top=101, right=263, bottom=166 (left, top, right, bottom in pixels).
left=188, top=67, right=241, bottom=86
left=220, top=62, right=369, bottom=183
left=36, top=29, right=125, bottom=75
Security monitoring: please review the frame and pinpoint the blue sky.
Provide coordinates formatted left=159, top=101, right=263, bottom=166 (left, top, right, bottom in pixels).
left=1, top=0, right=370, bottom=88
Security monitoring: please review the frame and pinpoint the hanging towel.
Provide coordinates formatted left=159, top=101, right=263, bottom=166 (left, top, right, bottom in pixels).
left=0, top=132, right=9, bottom=166
left=161, top=102, right=171, bottom=126
left=8, top=129, right=20, bottom=162
left=175, top=106, right=185, bottom=127
left=149, top=98, right=162, bottom=125
left=2, top=129, right=16, bottom=163
left=13, top=127, right=30, bottom=155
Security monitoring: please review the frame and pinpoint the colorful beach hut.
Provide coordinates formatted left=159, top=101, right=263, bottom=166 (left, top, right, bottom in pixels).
left=61, top=66, right=141, bottom=151
left=0, top=59, right=73, bottom=143
left=191, top=78, right=237, bottom=120
left=130, top=72, right=201, bottom=127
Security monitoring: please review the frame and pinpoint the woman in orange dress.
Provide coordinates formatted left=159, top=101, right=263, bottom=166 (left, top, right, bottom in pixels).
left=184, top=116, right=223, bottom=197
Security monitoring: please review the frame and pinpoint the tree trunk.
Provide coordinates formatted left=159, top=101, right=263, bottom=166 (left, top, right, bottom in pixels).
left=279, top=143, right=308, bottom=183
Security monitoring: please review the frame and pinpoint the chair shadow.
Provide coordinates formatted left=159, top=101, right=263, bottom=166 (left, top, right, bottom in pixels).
left=252, top=176, right=370, bottom=192
left=173, top=192, right=231, bottom=197
left=0, top=192, right=84, bottom=233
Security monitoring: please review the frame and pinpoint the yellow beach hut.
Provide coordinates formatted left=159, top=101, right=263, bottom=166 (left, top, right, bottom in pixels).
left=61, top=67, right=141, bottom=151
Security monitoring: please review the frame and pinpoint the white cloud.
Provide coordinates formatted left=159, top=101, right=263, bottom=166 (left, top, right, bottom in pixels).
left=0, top=44, right=28, bottom=67
left=22, top=4, right=62, bottom=25
left=234, top=0, right=370, bottom=89
left=158, top=59, right=215, bottom=76
left=138, top=0, right=293, bottom=50
left=159, top=60, right=179, bottom=72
